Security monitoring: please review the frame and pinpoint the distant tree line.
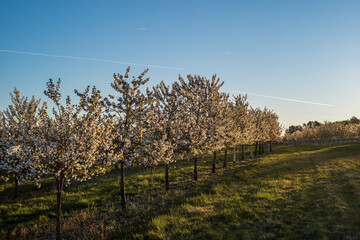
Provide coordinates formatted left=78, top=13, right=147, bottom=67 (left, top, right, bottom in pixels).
left=285, top=121, right=322, bottom=135
left=283, top=117, right=360, bottom=142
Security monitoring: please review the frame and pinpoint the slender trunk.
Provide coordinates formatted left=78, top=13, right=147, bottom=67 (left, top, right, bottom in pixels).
left=255, top=142, right=258, bottom=156
left=13, top=173, right=18, bottom=200
left=250, top=145, right=253, bottom=158
left=223, top=148, right=228, bottom=168
left=194, top=157, right=198, bottom=181
left=262, top=143, right=264, bottom=154
left=233, top=147, right=236, bottom=162
left=258, top=142, right=261, bottom=156
left=212, top=151, right=216, bottom=173
left=120, top=161, right=127, bottom=210
left=258, top=142, right=262, bottom=155
left=56, top=175, right=64, bottom=240
left=263, top=143, right=265, bottom=154
left=165, top=163, right=169, bottom=191
left=270, top=141, right=272, bottom=152
left=241, top=145, right=245, bottom=160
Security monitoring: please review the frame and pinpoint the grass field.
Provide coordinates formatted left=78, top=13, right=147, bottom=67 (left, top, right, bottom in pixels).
left=1, top=144, right=360, bottom=239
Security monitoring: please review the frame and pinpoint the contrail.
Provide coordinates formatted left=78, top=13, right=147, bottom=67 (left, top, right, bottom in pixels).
left=0, top=49, right=184, bottom=71
left=227, top=90, right=334, bottom=107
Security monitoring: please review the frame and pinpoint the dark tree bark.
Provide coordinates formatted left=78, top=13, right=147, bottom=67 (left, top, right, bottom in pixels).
left=165, top=163, right=169, bottom=191
left=56, top=174, right=64, bottom=240
left=241, top=145, right=245, bottom=160
left=223, top=148, right=228, bottom=168
left=270, top=141, right=272, bottom=152
left=262, top=143, right=264, bottom=154
left=212, top=151, right=216, bottom=173
left=255, top=142, right=258, bottom=156
left=194, top=157, right=198, bottom=180
left=13, top=173, right=18, bottom=200
left=258, top=143, right=262, bottom=155
left=258, top=143, right=260, bottom=155
left=120, top=161, right=127, bottom=210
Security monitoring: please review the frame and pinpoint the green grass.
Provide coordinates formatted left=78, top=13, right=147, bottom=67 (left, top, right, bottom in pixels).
left=1, top=144, right=360, bottom=239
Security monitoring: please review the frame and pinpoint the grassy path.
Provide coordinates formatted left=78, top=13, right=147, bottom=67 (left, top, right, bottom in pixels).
left=1, top=144, right=360, bottom=239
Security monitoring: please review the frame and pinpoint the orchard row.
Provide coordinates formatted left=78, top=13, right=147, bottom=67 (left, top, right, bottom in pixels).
left=0, top=68, right=281, bottom=239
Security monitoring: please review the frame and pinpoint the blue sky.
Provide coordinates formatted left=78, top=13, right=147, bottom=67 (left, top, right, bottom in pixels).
left=1, top=0, right=359, bottom=128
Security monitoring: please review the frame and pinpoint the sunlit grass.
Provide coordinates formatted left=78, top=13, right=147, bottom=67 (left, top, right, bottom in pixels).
left=2, top=144, right=360, bottom=239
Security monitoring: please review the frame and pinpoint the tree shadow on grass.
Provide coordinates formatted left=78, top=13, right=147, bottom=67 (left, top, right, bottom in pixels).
left=129, top=144, right=360, bottom=240
left=3, top=144, right=360, bottom=239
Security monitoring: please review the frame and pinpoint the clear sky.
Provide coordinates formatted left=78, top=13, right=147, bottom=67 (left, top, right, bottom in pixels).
left=1, top=0, right=359, bottom=128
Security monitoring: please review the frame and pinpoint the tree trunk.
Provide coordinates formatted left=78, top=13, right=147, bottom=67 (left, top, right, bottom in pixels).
left=165, top=163, right=169, bottom=191
left=250, top=145, right=253, bottom=158
left=270, top=141, right=272, bottom=152
left=56, top=175, right=64, bottom=240
left=255, top=142, right=258, bottom=156
left=233, top=147, right=236, bottom=162
left=223, top=148, right=228, bottom=168
left=194, top=157, right=198, bottom=180
left=13, top=173, right=18, bottom=200
left=258, top=143, right=260, bottom=155
left=258, top=143, right=262, bottom=155
left=212, top=151, right=216, bottom=173
left=262, top=143, right=264, bottom=154
left=120, top=161, right=127, bottom=210
left=241, top=145, right=245, bottom=160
